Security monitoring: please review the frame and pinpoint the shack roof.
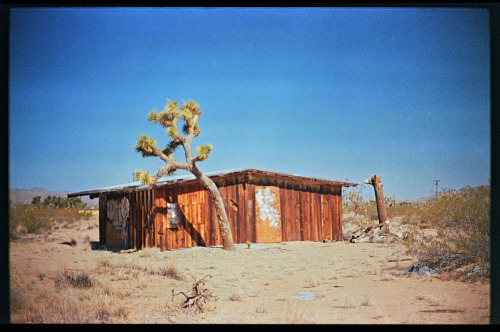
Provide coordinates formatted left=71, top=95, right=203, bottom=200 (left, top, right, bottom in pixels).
left=67, top=168, right=358, bottom=198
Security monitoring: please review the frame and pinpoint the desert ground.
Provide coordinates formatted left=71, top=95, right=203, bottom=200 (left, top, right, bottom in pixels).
left=9, top=214, right=490, bottom=324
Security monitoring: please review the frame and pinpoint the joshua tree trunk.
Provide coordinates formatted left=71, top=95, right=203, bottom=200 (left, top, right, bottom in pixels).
left=191, top=165, right=235, bottom=250
left=365, top=174, right=390, bottom=234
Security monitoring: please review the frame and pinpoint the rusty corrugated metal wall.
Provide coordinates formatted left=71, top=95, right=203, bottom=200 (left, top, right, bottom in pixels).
left=99, top=171, right=344, bottom=250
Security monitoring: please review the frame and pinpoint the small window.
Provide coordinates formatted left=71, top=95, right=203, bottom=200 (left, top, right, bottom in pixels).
left=166, top=202, right=182, bottom=228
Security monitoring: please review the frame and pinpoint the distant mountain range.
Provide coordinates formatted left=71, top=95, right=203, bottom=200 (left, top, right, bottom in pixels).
left=9, top=187, right=98, bottom=206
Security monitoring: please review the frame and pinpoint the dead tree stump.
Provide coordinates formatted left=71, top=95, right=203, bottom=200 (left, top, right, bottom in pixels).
left=364, top=174, right=390, bottom=234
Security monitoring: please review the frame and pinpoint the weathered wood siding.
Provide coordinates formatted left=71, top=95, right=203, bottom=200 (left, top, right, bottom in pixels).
left=99, top=171, right=344, bottom=250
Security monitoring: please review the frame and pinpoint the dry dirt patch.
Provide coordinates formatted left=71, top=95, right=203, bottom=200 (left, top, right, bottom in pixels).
left=9, top=216, right=490, bottom=324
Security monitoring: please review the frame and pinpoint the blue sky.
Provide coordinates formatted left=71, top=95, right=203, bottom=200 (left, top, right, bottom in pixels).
left=9, top=7, right=490, bottom=201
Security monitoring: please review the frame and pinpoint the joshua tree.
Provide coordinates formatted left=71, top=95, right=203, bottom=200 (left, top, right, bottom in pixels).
left=133, top=98, right=235, bottom=250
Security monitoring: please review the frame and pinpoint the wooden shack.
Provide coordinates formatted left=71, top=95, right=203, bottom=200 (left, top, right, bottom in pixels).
left=68, top=168, right=357, bottom=250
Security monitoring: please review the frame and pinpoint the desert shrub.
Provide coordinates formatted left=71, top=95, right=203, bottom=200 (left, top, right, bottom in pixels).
left=9, top=204, right=53, bottom=237
left=342, top=183, right=377, bottom=225
left=387, top=201, right=430, bottom=226
left=9, top=202, right=89, bottom=239
left=403, top=185, right=490, bottom=275
left=46, top=208, right=85, bottom=225
left=55, top=269, right=95, bottom=289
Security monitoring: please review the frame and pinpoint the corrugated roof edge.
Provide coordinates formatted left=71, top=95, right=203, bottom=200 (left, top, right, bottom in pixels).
left=67, top=167, right=358, bottom=198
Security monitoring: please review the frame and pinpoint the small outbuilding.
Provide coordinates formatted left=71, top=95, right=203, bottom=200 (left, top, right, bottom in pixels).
left=68, top=168, right=357, bottom=250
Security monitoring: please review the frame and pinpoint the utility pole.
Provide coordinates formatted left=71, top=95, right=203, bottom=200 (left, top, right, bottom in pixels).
left=433, top=179, right=440, bottom=201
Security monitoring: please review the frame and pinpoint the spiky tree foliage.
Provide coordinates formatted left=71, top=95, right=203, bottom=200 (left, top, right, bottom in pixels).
left=133, top=99, right=235, bottom=250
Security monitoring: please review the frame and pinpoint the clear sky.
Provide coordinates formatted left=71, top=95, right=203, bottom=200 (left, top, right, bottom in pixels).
left=9, top=6, right=491, bottom=201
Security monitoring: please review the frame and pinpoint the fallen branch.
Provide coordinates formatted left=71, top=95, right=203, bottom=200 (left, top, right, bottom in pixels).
left=171, top=275, right=215, bottom=313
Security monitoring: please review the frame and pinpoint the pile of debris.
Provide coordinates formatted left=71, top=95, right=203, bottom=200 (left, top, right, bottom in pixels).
left=395, top=264, right=438, bottom=277
left=343, top=174, right=410, bottom=244
left=347, top=221, right=389, bottom=243
left=344, top=220, right=410, bottom=244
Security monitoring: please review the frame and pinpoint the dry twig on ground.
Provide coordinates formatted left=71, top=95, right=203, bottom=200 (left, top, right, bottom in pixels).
left=171, top=275, right=216, bottom=313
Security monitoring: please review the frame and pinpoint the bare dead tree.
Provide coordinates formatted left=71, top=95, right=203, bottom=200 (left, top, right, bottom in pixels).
left=133, top=99, right=235, bottom=250
left=364, top=174, right=390, bottom=234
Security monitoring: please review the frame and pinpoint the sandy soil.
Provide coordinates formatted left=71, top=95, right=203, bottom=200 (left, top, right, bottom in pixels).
left=9, top=215, right=490, bottom=324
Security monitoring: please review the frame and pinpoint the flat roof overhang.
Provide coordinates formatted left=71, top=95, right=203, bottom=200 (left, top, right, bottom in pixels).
left=68, top=168, right=358, bottom=199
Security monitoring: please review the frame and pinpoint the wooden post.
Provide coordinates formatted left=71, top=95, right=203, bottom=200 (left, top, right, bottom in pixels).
left=364, top=175, right=390, bottom=234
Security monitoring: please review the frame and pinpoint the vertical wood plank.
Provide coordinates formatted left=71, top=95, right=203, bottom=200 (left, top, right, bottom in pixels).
left=237, top=183, right=246, bottom=243
left=232, top=184, right=240, bottom=243
left=151, top=189, right=155, bottom=247
left=196, top=184, right=204, bottom=246
left=337, top=188, right=344, bottom=241
left=301, top=191, right=311, bottom=241
left=156, top=188, right=167, bottom=251
left=204, top=189, right=212, bottom=246
left=129, top=191, right=139, bottom=250
left=322, top=194, right=333, bottom=242
left=146, top=190, right=152, bottom=247
left=145, top=190, right=151, bottom=248
left=321, top=193, right=326, bottom=242
left=293, top=188, right=301, bottom=241
left=134, top=192, right=141, bottom=249
left=331, top=193, right=338, bottom=241
left=170, top=186, right=183, bottom=250
left=246, top=183, right=256, bottom=243
left=310, top=192, right=319, bottom=242
left=281, top=186, right=293, bottom=242
left=128, top=192, right=134, bottom=249
left=99, top=193, right=106, bottom=246
left=154, top=189, right=161, bottom=249
left=144, top=190, right=148, bottom=248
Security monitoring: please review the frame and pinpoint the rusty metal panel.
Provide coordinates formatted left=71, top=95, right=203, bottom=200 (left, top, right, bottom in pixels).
left=255, top=186, right=282, bottom=243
